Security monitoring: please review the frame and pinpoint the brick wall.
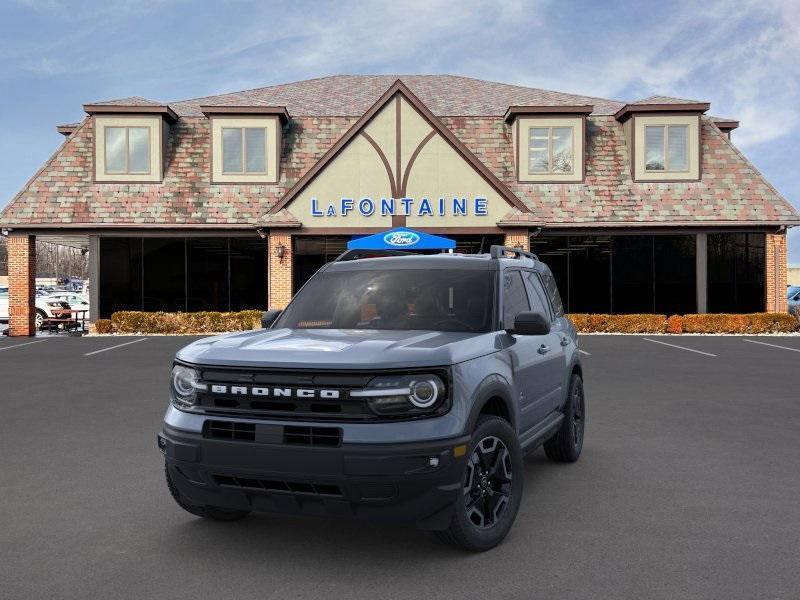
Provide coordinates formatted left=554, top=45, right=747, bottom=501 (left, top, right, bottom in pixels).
left=268, top=232, right=293, bottom=309
left=7, top=234, right=36, bottom=336
left=503, top=229, right=530, bottom=252
left=765, top=232, right=788, bottom=313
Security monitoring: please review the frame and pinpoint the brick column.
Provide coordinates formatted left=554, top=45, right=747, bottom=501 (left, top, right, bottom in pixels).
left=503, top=229, right=530, bottom=251
left=268, top=231, right=293, bottom=309
left=765, top=232, right=788, bottom=312
left=8, top=234, right=36, bottom=336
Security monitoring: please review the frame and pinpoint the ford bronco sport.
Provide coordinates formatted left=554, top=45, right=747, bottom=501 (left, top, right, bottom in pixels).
left=159, top=246, right=584, bottom=551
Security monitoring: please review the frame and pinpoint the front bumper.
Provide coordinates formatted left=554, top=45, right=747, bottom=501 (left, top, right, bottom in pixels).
left=159, top=424, right=470, bottom=530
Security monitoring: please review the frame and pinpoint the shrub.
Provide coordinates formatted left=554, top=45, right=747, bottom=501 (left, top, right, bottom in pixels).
left=568, top=312, right=798, bottom=334
left=111, top=310, right=263, bottom=334
left=567, top=314, right=666, bottom=333
left=94, top=319, right=113, bottom=334
left=665, top=314, right=683, bottom=334
left=680, top=313, right=797, bottom=334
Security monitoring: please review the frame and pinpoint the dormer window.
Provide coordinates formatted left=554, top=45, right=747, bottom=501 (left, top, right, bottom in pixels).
left=528, top=126, right=574, bottom=174
left=201, top=105, right=289, bottom=184
left=505, top=106, right=591, bottom=183
left=105, top=126, right=151, bottom=174
left=644, top=124, right=688, bottom=172
left=222, top=127, right=268, bottom=174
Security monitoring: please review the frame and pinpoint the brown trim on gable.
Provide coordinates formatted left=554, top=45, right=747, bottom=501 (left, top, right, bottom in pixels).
left=614, top=102, right=710, bottom=122
left=360, top=130, right=398, bottom=199
left=399, top=130, right=436, bottom=197
left=395, top=96, right=402, bottom=196
left=84, top=104, right=178, bottom=122
left=269, top=79, right=530, bottom=215
left=504, top=104, right=593, bottom=123
left=200, top=105, right=290, bottom=123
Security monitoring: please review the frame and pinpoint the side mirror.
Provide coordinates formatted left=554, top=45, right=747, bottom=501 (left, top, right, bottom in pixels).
left=261, top=309, right=282, bottom=329
left=509, top=311, right=551, bottom=336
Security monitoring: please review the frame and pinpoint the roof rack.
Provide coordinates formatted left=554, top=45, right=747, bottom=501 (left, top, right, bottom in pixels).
left=489, top=245, right=538, bottom=261
left=334, top=248, right=417, bottom=262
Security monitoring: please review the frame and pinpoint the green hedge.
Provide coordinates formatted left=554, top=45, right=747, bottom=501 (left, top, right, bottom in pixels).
left=110, top=310, right=262, bottom=334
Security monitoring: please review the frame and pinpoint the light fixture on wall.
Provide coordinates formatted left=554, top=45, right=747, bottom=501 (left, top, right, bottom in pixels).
left=0, top=228, right=9, bottom=236
left=275, top=243, right=286, bottom=264
left=256, top=228, right=267, bottom=239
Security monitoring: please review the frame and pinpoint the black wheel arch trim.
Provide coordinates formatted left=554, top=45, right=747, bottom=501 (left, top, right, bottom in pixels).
left=464, top=374, right=516, bottom=434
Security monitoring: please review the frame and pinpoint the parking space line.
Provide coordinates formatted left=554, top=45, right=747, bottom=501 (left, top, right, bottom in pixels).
left=84, top=338, right=147, bottom=356
left=579, top=349, right=591, bottom=356
left=743, top=339, right=800, bottom=353
left=0, top=339, right=49, bottom=352
left=641, top=337, right=717, bottom=357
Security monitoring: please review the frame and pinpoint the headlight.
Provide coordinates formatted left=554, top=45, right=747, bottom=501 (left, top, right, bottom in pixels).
left=170, top=364, right=206, bottom=409
left=352, top=373, right=448, bottom=417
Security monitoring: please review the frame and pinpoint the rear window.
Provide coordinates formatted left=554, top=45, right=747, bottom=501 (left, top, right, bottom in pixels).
left=275, top=269, right=495, bottom=332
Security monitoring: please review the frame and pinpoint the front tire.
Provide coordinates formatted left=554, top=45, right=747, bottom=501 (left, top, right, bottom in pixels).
left=436, top=416, right=523, bottom=552
left=35, top=309, right=46, bottom=330
left=164, top=463, right=250, bottom=522
left=543, top=373, right=585, bottom=463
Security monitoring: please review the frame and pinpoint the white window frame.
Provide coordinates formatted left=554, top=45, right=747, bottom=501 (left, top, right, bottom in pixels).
left=104, top=126, right=152, bottom=175
left=527, top=126, right=575, bottom=175
left=644, top=124, right=690, bottom=173
left=221, top=127, right=269, bottom=175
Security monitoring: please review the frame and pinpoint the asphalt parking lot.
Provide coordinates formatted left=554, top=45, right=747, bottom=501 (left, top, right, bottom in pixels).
left=1, top=334, right=799, bottom=600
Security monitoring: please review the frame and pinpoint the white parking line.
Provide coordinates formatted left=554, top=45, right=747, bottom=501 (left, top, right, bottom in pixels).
left=84, top=338, right=147, bottom=356
left=743, top=339, right=800, bottom=353
left=579, top=349, right=591, bottom=356
left=641, top=337, right=717, bottom=357
left=0, top=339, right=49, bottom=352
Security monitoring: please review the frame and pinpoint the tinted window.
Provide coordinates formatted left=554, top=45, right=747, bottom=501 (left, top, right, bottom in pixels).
left=502, top=271, right=530, bottom=329
left=276, top=269, right=494, bottom=333
left=539, top=269, right=565, bottom=317
left=523, top=271, right=550, bottom=317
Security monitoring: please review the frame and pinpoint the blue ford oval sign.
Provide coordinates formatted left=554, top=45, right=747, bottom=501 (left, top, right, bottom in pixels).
left=383, top=231, right=420, bottom=247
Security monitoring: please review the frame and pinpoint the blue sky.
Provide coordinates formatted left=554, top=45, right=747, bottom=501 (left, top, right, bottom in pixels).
left=1, top=0, right=798, bottom=261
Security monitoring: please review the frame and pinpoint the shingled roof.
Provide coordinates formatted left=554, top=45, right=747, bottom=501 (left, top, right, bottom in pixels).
left=1, top=75, right=797, bottom=229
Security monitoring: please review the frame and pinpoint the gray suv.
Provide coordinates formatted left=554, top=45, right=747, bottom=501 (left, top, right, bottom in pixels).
left=159, top=246, right=584, bottom=551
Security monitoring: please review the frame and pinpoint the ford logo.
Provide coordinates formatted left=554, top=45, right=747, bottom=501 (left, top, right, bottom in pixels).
left=384, top=231, right=420, bottom=247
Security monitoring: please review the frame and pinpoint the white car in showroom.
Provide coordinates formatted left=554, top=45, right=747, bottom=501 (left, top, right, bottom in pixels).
left=0, top=286, right=73, bottom=329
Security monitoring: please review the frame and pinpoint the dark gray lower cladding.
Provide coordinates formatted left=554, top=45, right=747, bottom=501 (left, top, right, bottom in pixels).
left=98, top=236, right=267, bottom=318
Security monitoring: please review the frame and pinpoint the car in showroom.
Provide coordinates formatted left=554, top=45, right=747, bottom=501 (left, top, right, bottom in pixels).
left=159, top=246, right=584, bottom=551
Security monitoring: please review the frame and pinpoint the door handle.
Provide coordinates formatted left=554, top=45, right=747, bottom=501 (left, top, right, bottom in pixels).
left=538, top=344, right=550, bottom=355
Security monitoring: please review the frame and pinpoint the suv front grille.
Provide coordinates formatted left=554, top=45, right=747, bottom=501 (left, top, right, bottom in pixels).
left=203, top=420, right=342, bottom=447
left=213, top=475, right=343, bottom=497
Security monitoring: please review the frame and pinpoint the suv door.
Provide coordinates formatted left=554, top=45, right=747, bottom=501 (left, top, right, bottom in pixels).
left=524, top=270, right=568, bottom=414
left=502, top=270, right=560, bottom=436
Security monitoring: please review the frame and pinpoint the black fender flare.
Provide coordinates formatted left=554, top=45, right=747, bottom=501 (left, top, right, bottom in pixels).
left=464, top=373, right=516, bottom=435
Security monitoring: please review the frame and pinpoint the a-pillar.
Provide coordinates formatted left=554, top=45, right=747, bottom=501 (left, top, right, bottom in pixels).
left=765, top=232, right=788, bottom=312
left=268, top=231, right=294, bottom=309
left=8, top=233, right=36, bottom=336
left=503, top=229, right=530, bottom=251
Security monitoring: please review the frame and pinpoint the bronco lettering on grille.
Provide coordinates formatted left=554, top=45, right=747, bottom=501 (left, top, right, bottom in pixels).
left=209, top=385, right=341, bottom=399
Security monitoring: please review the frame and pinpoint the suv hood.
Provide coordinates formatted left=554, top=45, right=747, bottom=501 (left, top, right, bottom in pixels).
left=176, top=328, right=500, bottom=369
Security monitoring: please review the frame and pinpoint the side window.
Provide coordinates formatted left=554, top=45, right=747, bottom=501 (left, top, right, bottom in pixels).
left=523, top=271, right=550, bottom=317
left=540, top=269, right=565, bottom=317
left=502, top=271, right=531, bottom=329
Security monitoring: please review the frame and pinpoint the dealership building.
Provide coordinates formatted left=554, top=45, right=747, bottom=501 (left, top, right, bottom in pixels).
left=1, top=75, right=797, bottom=335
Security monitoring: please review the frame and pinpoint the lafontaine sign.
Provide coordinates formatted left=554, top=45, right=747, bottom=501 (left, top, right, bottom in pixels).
left=310, top=196, right=489, bottom=218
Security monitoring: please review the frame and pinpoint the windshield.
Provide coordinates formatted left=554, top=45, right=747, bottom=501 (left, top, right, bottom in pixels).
left=275, top=269, right=495, bottom=332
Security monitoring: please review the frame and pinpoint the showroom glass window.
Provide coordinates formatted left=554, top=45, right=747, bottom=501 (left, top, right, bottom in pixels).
left=104, top=126, right=150, bottom=174
left=222, top=127, right=267, bottom=173
left=98, top=237, right=267, bottom=317
left=645, top=125, right=688, bottom=171
left=528, top=127, right=573, bottom=174
left=707, top=233, right=764, bottom=312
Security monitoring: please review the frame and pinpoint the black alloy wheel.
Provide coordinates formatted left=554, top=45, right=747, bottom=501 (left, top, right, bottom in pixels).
left=463, top=435, right=513, bottom=528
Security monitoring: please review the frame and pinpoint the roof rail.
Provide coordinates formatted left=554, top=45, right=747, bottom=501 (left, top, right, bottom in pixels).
left=334, top=248, right=417, bottom=262
left=489, top=245, right=538, bottom=261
